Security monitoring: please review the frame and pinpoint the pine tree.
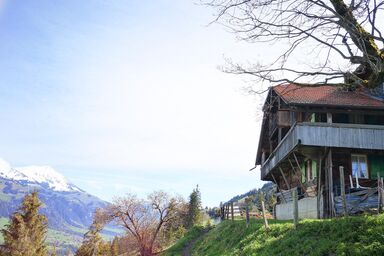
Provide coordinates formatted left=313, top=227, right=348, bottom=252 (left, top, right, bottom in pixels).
left=50, top=246, right=57, bottom=256
left=110, top=237, right=119, bottom=256
left=187, top=185, right=202, bottom=228
left=0, top=191, right=48, bottom=256
left=75, top=210, right=110, bottom=256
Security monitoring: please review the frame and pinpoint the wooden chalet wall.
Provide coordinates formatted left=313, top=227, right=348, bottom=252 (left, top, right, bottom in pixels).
left=256, top=86, right=384, bottom=219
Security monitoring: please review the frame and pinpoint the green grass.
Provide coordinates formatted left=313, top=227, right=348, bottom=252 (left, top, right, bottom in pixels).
left=163, top=226, right=207, bottom=256
left=0, top=217, right=9, bottom=244
left=165, top=214, right=384, bottom=256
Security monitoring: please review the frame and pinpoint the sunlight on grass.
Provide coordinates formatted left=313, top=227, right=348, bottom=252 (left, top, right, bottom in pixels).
left=178, top=215, right=384, bottom=256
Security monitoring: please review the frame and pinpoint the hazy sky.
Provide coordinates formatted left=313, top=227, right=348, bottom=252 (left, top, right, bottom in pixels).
left=0, top=0, right=269, bottom=206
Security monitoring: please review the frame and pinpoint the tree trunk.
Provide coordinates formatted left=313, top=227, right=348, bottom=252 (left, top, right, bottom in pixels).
left=330, top=0, right=384, bottom=88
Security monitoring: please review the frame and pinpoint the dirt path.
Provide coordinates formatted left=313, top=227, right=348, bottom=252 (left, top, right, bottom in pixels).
left=182, top=229, right=209, bottom=256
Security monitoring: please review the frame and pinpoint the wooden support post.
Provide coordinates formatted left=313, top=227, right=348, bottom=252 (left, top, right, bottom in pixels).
left=317, top=157, right=322, bottom=219
left=231, top=202, right=234, bottom=221
left=378, top=172, right=382, bottom=214
left=381, top=177, right=384, bottom=210
left=246, top=205, right=250, bottom=228
left=327, top=113, right=332, bottom=123
left=261, top=199, right=269, bottom=230
left=288, top=158, right=296, bottom=171
left=292, top=188, right=299, bottom=229
left=293, top=152, right=301, bottom=170
left=326, top=149, right=334, bottom=218
left=339, top=166, right=348, bottom=217
left=279, top=167, right=290, bottom=190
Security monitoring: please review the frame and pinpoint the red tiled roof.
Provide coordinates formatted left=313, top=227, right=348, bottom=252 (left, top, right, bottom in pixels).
left=273, top=84, right=384, bottom=108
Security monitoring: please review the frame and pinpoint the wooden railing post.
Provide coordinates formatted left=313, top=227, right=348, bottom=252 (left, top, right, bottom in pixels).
left=339, top=166, right=348, bottom=217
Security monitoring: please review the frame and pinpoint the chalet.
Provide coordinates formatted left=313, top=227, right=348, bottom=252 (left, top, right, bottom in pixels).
left=255, top=84, right=384, bottom=219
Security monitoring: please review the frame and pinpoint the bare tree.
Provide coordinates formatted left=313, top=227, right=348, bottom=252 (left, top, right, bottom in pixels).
left=106, top=191, right=184, bottom=256
left=203, top=0, right=384, bottom=89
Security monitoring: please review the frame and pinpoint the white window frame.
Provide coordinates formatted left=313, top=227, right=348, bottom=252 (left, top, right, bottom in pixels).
left=351, top=154, right=369, bottom=179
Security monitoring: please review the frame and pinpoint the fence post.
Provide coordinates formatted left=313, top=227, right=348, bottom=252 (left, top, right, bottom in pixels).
left=231, top=202, right=234, bottom=221
left=246, top=205, right=250, bottom=228
left=381, top=177, right=384, bottom=211
left=339, top=166, right=348, bottom=217
left=261, top=199, right=269, bottom=230
left=220, top=202, right=224, bottom=220
left=292, top=188, right=298, bottom=229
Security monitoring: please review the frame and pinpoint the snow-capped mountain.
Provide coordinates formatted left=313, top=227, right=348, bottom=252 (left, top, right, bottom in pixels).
left=0, top=158, right=81, bottom=192
left=0, top=158, right=116, bottom=254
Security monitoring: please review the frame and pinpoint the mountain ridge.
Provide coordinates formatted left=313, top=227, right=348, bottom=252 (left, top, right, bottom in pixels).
left=0, top=158, right=117, bottom=253
left=0, top=158, right=82, bottom=192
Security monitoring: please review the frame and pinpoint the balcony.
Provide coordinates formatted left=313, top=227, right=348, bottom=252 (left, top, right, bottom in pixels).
left=260, top=122, right=384, bottom=180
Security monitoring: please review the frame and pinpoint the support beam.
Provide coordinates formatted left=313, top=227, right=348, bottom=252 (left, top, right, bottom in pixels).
left=289, top=156, right=305, bottom=192
left=317, top=157, right=322, bottom=219
left=279, top=167, right=291, bottom=190
left=292, top=152, right=301, bottom=170
left=378, top=172, right=382, bottom=214
left=271, top=172, right=287, bottom=203
left=339, top=166, right=348, bottom=217
left=326, top=149, right=335, bottom=218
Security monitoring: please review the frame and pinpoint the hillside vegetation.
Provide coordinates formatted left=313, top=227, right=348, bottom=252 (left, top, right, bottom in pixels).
left=165, top=214, right=384, bottom=256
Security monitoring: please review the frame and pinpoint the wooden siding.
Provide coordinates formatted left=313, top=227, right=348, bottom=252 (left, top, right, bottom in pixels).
left=261, top=122, right=384, bottom=180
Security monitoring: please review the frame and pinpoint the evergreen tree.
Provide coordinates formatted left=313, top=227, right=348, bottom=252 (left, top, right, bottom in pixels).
left=75, top=223, right=103, bottom=256
left=50, top=246, right=57, bottom=256
left=187, top=185, right=202, bottom=228
left=110, top=237, right=119, bottom=256
left=0, top=191, right=48, bottom=256
left=75, top=209, right=110, bottom=256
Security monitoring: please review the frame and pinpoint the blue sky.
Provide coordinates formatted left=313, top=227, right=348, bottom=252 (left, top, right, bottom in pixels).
left=0, top=0, right=267, bottom=206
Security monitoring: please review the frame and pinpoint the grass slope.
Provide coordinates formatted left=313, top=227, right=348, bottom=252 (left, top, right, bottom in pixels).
left=166, top=214, right=384, bottom=256
left=163, top=226, right=206, bottom=256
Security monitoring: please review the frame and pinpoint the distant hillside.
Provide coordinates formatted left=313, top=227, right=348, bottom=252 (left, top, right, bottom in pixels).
left=165, top=214, right=384, bottom=256
left=225, top=182, right=275, bottom=204
left=0, top=158, right=119, bottom=254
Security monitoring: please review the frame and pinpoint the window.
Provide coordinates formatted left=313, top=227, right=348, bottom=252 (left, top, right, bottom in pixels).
left=301, top=159, right=317, bottom=182
left=351, top=155, right=368, bottom=178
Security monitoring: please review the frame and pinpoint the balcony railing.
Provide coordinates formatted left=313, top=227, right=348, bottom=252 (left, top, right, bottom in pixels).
left=261, top=122, right=384, bottom=180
